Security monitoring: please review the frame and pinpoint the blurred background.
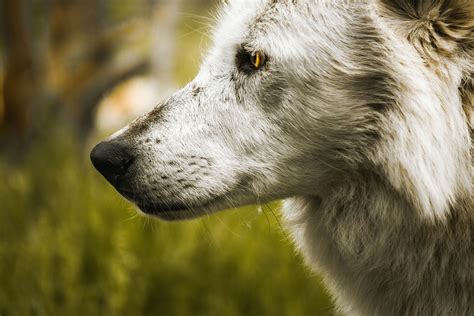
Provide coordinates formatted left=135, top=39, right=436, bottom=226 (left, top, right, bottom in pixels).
left=0, top=0, right=334, bottom=314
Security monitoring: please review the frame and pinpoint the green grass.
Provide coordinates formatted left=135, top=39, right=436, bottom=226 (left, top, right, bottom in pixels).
left=0, top=131, right=334, bottom=315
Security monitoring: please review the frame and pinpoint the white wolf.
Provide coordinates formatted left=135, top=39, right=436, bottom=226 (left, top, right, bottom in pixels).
left=91, top=0, right=473, bottom=314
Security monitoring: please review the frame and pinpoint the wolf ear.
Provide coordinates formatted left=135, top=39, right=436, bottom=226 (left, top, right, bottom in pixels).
left=378, top=0, right=474, bottom=127
left=378, top=0, right=474, bottom=61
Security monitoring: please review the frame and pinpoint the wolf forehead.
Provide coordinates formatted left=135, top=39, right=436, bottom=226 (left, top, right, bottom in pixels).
left=213, top=0, right=365, bottom=62
left=215, top=0, right=306, bottom=44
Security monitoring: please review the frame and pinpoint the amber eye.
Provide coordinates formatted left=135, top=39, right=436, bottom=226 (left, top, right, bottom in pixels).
left=250, top=52, right=266, bottom=70
left=236, top=48, right=267, bottom=74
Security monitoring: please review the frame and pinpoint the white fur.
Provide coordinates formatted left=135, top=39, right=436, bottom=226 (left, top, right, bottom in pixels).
left=101, top=0, right=473, bottom=314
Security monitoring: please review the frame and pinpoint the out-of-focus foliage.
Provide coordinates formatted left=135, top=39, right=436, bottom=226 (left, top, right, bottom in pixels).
left=0, top=0, right=335, bottom=315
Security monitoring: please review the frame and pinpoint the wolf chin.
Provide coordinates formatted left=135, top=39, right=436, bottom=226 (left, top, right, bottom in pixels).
left=91, top=0, right=473, bottom=314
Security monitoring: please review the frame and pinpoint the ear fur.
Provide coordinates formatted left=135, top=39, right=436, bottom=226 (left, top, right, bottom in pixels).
left=379, top=0, right=473, bottom=140
left=461, top=75, right=473, bottom=129
left=378, top=0, right=474, bottom=60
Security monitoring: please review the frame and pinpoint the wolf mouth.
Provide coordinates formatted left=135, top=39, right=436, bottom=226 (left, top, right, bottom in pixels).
left=117, top=189, right=217, bottom=216
left=115, top=186, right=223, bottom=217
left=135, top=198, right=221, bottom=220
left=137, top=200, right=211, bottom=214
left=114, top=181, right=236, bottom=219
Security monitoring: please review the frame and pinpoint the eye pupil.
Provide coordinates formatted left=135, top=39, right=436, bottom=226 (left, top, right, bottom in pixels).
left=252, top=53, right=261, bottom=68
left=236, top=48, right=267, bottom=73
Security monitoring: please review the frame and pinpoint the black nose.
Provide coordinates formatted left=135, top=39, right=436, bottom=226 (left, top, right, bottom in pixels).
left=90, top=141, right=135, bottom=186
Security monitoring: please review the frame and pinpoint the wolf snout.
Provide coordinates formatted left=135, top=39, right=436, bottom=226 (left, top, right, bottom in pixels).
left=90, top=141, right=135, bottom=186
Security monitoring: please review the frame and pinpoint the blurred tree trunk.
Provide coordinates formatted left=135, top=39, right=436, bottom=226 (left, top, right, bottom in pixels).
left=1, top=0, right=164, bottom=153
left=47, top=0, right=150, bottom=141
left=47, top=0, right=110, bottom=135
left=1, top=0, right=35, bottom=145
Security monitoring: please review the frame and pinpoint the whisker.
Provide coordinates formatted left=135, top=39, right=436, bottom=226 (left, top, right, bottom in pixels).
left=214, top=213, right=241, bottom=238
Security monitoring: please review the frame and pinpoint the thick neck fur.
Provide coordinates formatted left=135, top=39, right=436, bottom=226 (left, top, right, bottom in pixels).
left=284, top=172, right=473, bottom=315
left=283, top=4, right=473, bottom=313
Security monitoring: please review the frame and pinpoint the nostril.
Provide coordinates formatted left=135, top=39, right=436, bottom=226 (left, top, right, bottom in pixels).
left=90, top=141, right=135, bottom=185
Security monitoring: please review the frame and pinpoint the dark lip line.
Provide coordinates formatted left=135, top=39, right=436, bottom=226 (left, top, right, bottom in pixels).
left=135, top=196, right=222, bottom=215
left=115, top=185, right=220, bottom=214
left=116, top=184, right=242, bottom=216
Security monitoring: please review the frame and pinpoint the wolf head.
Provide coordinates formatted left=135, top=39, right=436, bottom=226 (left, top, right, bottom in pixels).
left=91, top=0, right=473, bottom=221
